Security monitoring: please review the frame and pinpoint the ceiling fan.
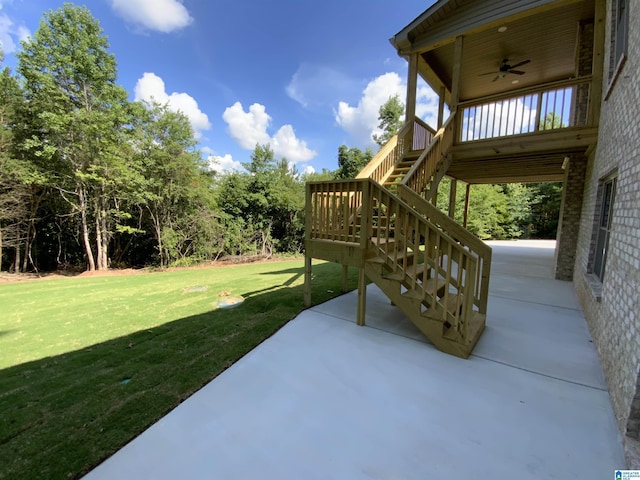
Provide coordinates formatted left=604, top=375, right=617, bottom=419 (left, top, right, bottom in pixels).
left=479, top=58, right=531, bottom=82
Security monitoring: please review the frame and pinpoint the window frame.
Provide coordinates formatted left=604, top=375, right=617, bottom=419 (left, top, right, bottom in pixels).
left=591, top=174, right=617, bottom=282
left=606, top=0, right=629, bottom=97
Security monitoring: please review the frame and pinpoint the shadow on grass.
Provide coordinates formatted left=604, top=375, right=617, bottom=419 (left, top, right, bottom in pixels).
left=0, top=261, right=358, bottom=480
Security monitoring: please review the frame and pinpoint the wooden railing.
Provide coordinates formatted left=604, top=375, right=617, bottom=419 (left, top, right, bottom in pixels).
left=397, top=184, right=491, bottom=315
left=306, top=178, right=482, bottom=343
left=401, top=113, right=456, bottom=198
left=306, top=180, right=367, bottom=244
left=368, top=180, right=478, bottom=341
left=356, top=134, right=400, bottom=185
left=408, top=117, right=436, bottom=152
left=356, top=117, right=437, bottom=185
left=458, top=76, right=593, bottom=142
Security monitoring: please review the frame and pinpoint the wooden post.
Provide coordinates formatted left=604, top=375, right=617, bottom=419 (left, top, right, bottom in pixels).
left=357, top=266, right=367, bottom=326
left=431, top=183, right=438, bottom=207
left=303, top=183, right=313, bottom=307
left=341, top=265, right=349, bottom=293
left=405, top=52, right=419, bottom=126
left=304, top=255, right=312, bottom=307
left=463, top=183, right=471, bottom=228
left=448, top=177, right=457, bottom=218
left=438, top=86, right=446, bottom=128
left=450, top=36, right=464, bottom=112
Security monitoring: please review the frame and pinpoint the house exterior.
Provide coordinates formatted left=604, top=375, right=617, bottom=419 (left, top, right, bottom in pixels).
left=304, top=0, right=639, bottom=462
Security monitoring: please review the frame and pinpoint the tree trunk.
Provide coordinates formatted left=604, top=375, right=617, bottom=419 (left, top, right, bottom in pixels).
left=79, top=186, right=96, bottom=271
left=14, top=244, right=20, bottom=272
left=147, top=205, right=165, bottom=267
left=0, top=228, right=3, bottom=272
left=98, top=203, right=109, bottom=270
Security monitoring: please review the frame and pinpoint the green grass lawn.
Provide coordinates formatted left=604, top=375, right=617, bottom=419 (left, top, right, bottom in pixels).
left=0, top=259, right=357, bottom=480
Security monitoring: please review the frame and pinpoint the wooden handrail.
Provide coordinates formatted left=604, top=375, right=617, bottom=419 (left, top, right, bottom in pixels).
left=400, top=112, right=456, bottom=197
left=306, top=177, right=487, bottom=338
left=356, top=134, right=399, bottom=183
left=397, top=183, right=491, bottom=315
left=367, top=179, right=481, bottom=336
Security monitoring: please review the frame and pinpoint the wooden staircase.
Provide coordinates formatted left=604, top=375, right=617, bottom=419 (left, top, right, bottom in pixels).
left=304, top=112, right=491, bottom=358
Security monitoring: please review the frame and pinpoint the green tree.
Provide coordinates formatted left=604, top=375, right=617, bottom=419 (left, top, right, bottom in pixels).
left=131, top=101, right=208, bottom=266
left=372, top=94, right=404, bottom=147
left=525, top=182, right=562, bottom=238
left=0, top=59, right=26, bottom=270
left=216, top=144, right=307, bottom=257
left=334, top=145, right=373, bottom=179
left=539, top=112, right=565, bottom=130
left=17, top=3, right=132, bottom=270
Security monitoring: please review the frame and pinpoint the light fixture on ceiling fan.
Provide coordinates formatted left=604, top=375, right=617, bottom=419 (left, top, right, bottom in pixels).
left=479, top=58, right=531, bottom=82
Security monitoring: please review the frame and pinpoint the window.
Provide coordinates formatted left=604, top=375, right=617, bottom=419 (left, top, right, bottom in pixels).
left=608, top=0, right=629, bottom=87
left=592, top=175, right=617, bottom=281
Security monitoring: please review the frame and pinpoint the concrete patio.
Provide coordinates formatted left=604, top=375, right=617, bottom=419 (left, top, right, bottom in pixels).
left=84, top=240, right=626, bottom=479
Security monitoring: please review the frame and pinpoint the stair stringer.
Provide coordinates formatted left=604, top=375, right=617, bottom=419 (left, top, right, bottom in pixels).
left=363, top=260, right=481, bottom=359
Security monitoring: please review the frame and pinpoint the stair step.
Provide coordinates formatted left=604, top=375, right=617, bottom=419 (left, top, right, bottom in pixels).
left=370, top=237, right=396, bottom=245
left=366, top=256, right=386, bottom=265
left=443, top=311, right=484, bottom=343
left=383, top=272, right=404, bottom=281
left=442, top=293, right=464, bottom=315
left=402, top=277, right=447, bottom=301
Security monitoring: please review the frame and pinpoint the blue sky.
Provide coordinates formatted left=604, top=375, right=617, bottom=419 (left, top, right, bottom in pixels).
left=0, top=0, right=439, bottom=174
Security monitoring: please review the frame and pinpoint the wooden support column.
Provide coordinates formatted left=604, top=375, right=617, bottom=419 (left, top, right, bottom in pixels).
left=450, top=36, right=464, bottom=112
left=405, top=52, right=419, bottom=125
left=341, top=265, right=349, bottom=293
left=448, top=178, right=457, bottom=218
left=357, top=267, right=366, bottom=326
left=463, top=183, right=471, bottom=228
left=437, top=86, right=446, bottom=128
left=303, top=255, right=312, bottom=307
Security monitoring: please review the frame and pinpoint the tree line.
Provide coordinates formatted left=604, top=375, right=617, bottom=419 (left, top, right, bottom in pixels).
left=0, top=4, right=561, bottom=273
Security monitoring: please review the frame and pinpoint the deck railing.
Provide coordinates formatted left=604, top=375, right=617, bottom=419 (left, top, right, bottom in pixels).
left=368, top=180, right=477, bottom=341
left=397, top=184, right=491, bottom=315
left=401, top=113, right=456, bottom=198
left=407, top=117, right=436, bottom=152
left=306, top=178, right=483, bottom=341
left=356, top=117, right=437, bottom=185
left=458, top=76, right=592, bottom=142
left=306, top=180, right=367, bottom=244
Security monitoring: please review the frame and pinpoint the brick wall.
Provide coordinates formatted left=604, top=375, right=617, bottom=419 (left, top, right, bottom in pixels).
left=574, top=0, right=640, bottom=443
left=554, top=21, right=593, bottom=280
left=555, top=156, right=587, bottom=280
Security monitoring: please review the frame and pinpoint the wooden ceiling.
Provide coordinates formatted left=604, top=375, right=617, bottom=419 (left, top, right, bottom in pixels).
left=421, top=1, right=595, bottom=101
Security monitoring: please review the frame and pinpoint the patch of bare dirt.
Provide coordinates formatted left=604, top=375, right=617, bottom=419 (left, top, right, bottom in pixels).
left=0, top=255, right=303, bottom=284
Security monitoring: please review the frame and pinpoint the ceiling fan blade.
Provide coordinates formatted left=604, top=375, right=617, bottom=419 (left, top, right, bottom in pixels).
left=509, top=70, right=526, bottom=75
left=492, top=75, right=500, bottom=82
left=509, top=59, right=531, bottom=69
left=478, top=71, right=499, bottom=76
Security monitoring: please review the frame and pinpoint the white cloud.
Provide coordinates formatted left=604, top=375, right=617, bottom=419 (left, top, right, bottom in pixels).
left=108, top=0, right=192, bottom=33
left=335, top=72, right=405, bottom=148
left=286, top=64, right=360, bottom=109
left=222, top=101, right=317, bottom=164
left=0, top=12, right=30, bottom=55
left=134, top=72, right=211, bottom=138
left=335, top=72, right=441, bottom=149
left=303, top=165, right=316, bottom=175
left=207, top=154, right=243, bottom=174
